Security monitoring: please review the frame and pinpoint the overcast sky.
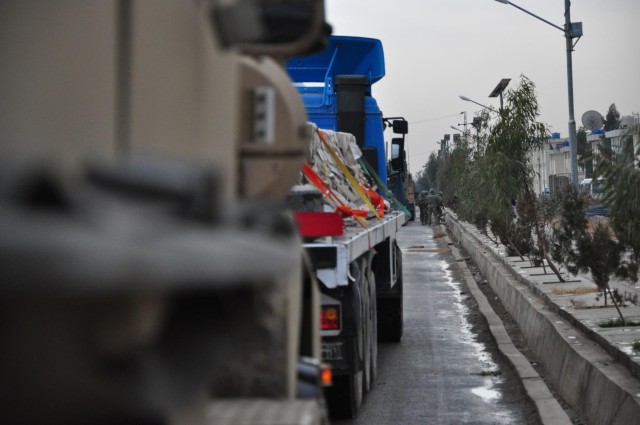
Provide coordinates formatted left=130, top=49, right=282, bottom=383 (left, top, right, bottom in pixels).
left=325, top=0, right=640, bottom=176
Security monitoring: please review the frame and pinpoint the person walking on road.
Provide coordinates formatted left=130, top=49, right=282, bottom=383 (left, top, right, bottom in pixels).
left=426, top=189, right=438, bottom=226
left=418, top=191, right=428, bottom=225
left=425, top=189, right=441, bottom=225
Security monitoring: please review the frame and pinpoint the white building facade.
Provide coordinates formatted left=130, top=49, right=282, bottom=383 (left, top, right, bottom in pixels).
left=530, top=114, right=639, bottom=195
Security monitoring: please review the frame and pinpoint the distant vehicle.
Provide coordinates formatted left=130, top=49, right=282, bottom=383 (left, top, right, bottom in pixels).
left=580, top=177, right=606, bottom=201
left=582, top=177, right=608, bottom=216
left=541, top=187, right=551, bottom=198
left=591, top=177, right=607, bottom=202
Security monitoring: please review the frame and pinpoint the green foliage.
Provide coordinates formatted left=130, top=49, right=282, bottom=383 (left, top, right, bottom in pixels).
left=548, top=145, right=640, bottom=322
left=501, top=216, right=534, bottom=257
left=427, top=76, right=553, bottom=263
left=549, top=183, right=625, bottom=317
left=480, top=77, right=547, bottom=254
left=416, top=152, right=439, bottom=192
left=438, top=137, right=471, bottom=208
left=577, top=127, right=593, bottom=177
left=452, top=142, right=489, bottom=228
left=548, top=184, right=588, bottom=273
left=574, top=223, right=623, bottom=293
left=599, top=318, right=640, bottom=328
left=470, top=110, right=492, bottom=156
left=477, top=370, right=502, bottom=377
left=415, top=171, right=429, bottom=193
left=419, top=79, right=640, bottom=325
left=604, top=103, right=621, bottom=131
left=595, top=142, right=640, bottom=282
left=425, top=152, right=440, bottom=188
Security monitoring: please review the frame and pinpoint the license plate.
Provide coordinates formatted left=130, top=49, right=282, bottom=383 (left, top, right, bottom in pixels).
left=321, top=342, right=344, bottom=361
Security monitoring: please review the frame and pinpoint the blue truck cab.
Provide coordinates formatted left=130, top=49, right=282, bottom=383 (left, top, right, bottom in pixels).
left=287, top=36, right=387, bottom=183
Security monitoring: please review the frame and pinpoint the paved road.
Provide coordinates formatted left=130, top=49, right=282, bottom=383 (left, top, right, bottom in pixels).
left=335, top=219, right=540, bottom=425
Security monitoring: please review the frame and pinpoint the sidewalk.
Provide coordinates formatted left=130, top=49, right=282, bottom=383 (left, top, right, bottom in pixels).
left=503, top=255, right=640, bottom=380
left=446, top=210, right=640, bottom=425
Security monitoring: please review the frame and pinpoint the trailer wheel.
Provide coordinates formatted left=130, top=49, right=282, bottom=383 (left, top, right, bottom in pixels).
left=369, top=274, right=379, bottom=386
left=377, top=244, right=403, bottom=342
left=363, top=256, right=377, bottom=393
left=326, top=371, right=362, bottom=419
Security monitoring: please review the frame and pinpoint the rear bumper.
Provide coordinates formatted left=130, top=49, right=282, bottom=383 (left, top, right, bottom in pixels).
left=321, top=335, right=358, bottom=375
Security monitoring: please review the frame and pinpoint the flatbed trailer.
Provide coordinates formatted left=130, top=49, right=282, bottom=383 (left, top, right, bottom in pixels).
left=304, top=210, right=406, bottom=418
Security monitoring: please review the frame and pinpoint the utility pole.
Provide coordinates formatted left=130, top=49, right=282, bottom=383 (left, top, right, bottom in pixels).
left=494, top=0, right=582, bottom=186
left=564, top=0, right=579, bottom=186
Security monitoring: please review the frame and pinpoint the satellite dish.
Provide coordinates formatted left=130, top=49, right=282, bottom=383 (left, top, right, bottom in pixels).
left=581, top=110, right=604, bottom=131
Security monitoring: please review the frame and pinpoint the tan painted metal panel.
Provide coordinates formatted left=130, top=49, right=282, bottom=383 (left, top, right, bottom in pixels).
left=0, top=1, right=117, bottom=167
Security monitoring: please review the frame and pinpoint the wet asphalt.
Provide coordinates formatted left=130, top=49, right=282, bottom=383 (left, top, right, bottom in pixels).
left=334, top=218, right=539, bottom=425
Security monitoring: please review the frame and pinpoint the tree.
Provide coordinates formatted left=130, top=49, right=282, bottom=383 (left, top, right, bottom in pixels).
left=415, top=152, right=440, bottom=192
left=577, top=127, right=593, bottom=177
left=426, top=110, right=491, bottom=214
left=470, top=111, right=491, bottom=155
left=437, top=132, right=472, bottom=208
left=596, top=141, right=640, bottom=283
left=604, top=103, right=621, bottom=131
left=456, top=150, right=490, bottom=231
left=549, top=130, right=640, bottom=324
left=478, top=76, right=564, bottom=278
left=549, top=185, right=586, bottom=270
left=425, top=152, right=440, bottom=189
left=550, top=184, right=626, bottom=322
left=576, top=224, right=623, bottom=317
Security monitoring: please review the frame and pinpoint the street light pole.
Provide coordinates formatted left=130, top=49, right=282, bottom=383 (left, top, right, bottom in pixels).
left=451, top=111, right=469, bottom=138
left=472, top=116, right=483, bottom=152
left=563, top=0, right=579, bottom=187
left=489, top=78, right=511, bottom=111
left=461, top=111, right=468, bottom=136
left=494, top=0, right=581, bottom=186
left=459, top=96, right=498, bottom=113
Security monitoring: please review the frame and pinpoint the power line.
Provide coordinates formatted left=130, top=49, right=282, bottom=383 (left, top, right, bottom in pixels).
left=409, top=151, right=435, bottom=158
left=409, top=113, right=462, bottom=125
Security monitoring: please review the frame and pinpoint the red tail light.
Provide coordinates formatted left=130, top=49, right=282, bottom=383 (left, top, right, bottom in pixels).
left=321, top=305, right=341, bottom=331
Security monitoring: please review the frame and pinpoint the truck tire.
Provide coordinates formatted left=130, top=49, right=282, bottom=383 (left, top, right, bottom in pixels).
left=363, top=256, right=377, bottom=393
left=377, top=244, right=403, bottom=342
left=326, top=261, right=365, bottom=419
left=326, top=371, right=363, bottom=419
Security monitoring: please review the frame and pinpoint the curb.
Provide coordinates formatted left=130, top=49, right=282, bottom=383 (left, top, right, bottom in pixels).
left=445, top=235, right=571, bottom=425
left=445, top=213, right=640, bottom=425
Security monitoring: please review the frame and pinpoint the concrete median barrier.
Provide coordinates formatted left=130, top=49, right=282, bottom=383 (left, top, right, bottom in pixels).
left=446, top=211, right=640, bottom=425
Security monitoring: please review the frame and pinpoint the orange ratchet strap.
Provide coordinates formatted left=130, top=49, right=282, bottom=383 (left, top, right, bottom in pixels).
left=302, top=163, right=369, bottom=225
